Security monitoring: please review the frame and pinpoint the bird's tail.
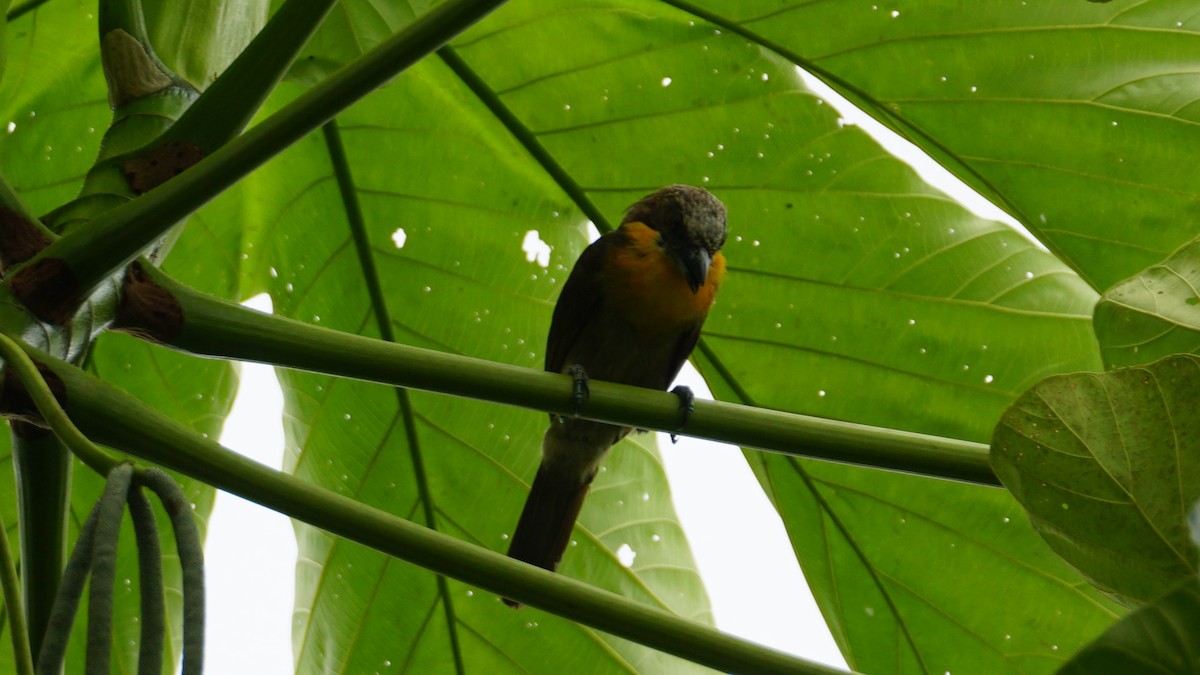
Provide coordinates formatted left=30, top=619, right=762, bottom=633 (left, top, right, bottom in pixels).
left=503, top=463, right=592, bottom=607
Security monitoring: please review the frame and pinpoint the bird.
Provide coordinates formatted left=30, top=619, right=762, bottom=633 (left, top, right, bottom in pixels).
left=504, top=184, right=727, bottom=606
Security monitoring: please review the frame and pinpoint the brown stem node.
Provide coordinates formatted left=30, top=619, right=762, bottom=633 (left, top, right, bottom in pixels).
left=0, top=209, right=51, bottom=273
left=112, top=261, right=183, bottom=343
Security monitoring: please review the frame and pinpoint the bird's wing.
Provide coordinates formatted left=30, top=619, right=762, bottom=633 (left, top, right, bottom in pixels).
left=660, top=320, right=705, bottom=390
left=544, top=234, right=615, bottom=374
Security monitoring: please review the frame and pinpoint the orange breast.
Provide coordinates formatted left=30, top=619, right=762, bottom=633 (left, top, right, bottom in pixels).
left=600, top=222, right=725, bottom=334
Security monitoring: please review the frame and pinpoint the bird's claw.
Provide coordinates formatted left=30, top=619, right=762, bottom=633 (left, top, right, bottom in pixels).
left=564, top=364, right=590, bottom=420
left=669, top=385, right=695, bottom=443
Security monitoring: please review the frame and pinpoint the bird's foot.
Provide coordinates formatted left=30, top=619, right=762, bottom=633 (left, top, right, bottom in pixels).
left=564, top=364, right=590, bottom=420
left=669, top=385, right=695, bottom=443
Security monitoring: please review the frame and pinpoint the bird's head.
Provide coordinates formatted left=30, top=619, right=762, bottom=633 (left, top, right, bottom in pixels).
left=623, top=184, right=727, bottom=293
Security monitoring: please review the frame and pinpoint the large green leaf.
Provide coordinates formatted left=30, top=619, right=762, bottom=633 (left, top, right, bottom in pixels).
left=1, top=0, right=9, bottom=83
left=13, top=0, right=1200, bottom=672
left=992, top=354, right=1200, bottom=607
left=0, top=0, right=108, bottom=214
left=1094, top=237, right=1200, bottom=369
left=142, top=0, right=267, bottom=91
left=271, top=0, right=429, bottom=84
left=689, top=0, right=1200, bottom=291
left=186, top=0, right=1124, bottom=671
left=1059, top=503, right=1200, bottom=673
left=1059, top=578, right=1200, bottom=675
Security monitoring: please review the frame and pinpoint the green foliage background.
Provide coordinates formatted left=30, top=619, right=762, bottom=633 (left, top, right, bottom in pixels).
left=3, top=0, right=1200, bottom=673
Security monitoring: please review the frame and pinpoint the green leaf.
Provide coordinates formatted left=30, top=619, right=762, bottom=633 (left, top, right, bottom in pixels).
left=992, top=354, right=1200, bottom=607
left=142, top=0, right=269, bottom=91
left=0, top=0, right=109, bottom=214
left=686, top=0, right=1200, bottom=291
left=203, top=0, right=1122, bottom=669
left=17, top=0, right=1200, bottom=671
left=1059, top=578, right=1200, bottom=675
left=0, top=0, right=9, bottom=84
left=273, top=0, right=427, bottom=85
left=1094, top=237, right=1200, bottom=369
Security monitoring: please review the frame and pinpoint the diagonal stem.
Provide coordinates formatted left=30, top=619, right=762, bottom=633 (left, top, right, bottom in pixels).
left=0, top=506, right=34, bottom=675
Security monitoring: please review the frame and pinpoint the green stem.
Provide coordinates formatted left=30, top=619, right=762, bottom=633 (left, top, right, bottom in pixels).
left=22, top=0, right=507, bottom=303
left=0, top=508, right=34, bottom=675
left=11, top=433, right=71, bottom=664
left=0, top=333, right=122, bottom=476
left=4, top=0, right=49, bottom=22
left=22, top=345, right=845, bottom=675
left=153, top=270, right=998, bottom=485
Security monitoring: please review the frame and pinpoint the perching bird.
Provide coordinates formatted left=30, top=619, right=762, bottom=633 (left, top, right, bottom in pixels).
left=504, top=185, right=727, bottom=605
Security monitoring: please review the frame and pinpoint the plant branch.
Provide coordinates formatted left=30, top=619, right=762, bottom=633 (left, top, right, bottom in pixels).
left=17, top=344, right=847, bottom=675
left=20, top=0, right=508, bottom=306
left=150, top=270, right=998, bottom=486
left=4, top=0, right=48, bottom=22
left=10, top=433, right=71, bottom=663
left=0, top=335, right=122, bottom=476
left=0, top=507, right=34, bottom=675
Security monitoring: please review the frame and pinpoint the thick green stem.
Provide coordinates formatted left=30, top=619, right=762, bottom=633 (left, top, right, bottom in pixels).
left=0, top=507, right=34, bottom=675
left=152, top=270, right=998, bottom=485
left=11, top=433, right=71, bottom=664
left=21, top=0, right=507, bottom=303
left=4, top=0, right=48, bottom=22
left=13, top=344, right=845, bottom=675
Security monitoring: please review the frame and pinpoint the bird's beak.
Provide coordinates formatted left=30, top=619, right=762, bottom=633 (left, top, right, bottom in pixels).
left=679, top=247, right=712, bottom=294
